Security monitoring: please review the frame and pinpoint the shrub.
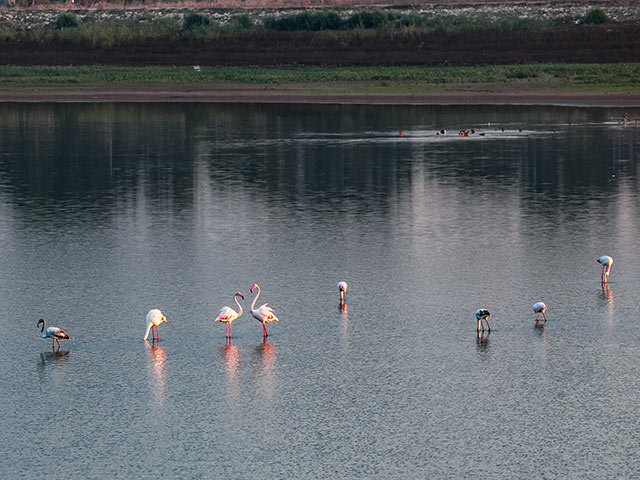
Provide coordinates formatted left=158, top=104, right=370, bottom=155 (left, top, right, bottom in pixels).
left=234, top=14, right=254, bottom=30
left=55, top=13, right=79, bottom=30
left=263, top=11, right=343, bottom=31
left=585, top=7, right=607, bottom=24
left=183, top=12, right=211, bottom=31
left=344, top=10, right=387, bottom=29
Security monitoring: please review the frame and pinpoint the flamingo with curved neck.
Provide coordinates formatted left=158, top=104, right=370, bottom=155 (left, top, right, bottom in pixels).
left=337, top=281, right=348, bottom=305
left=215, top=292, right=245, bottom=338
left=144, top=309, right=167, bottom=342
left=38, top=318, right=69, bottom=350
left=250, top=283, right=279, bottom=337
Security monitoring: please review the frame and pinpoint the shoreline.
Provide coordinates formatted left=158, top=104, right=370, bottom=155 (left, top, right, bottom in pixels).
left=2, top=85, right=640, bottom=107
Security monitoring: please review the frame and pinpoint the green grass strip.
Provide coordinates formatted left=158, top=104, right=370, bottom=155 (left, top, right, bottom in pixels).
left=1, top=64, right=640, bottom=92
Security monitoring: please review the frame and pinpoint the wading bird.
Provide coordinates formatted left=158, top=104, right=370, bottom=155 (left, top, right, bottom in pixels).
left=533, top=302, right=547, bottom=323
left=475, top=309, right=491, bottom=332
left=215, top=292, right=245, bottom=338
left=250, top=284, right=279, bottom=337
left=597, top=255, right=613, bottom=283
left=38, top=318, right=69, bottom=350
left=337, top=281, right=348, bottom=305
left=144, top=309, right=167, bottom=342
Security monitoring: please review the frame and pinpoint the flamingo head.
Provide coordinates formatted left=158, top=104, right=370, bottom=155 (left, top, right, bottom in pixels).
left=235, top=292, right=245, bottom=300
left=37, top=318, right=45, bottom=330
left=161, top=316, right=167, bottom=324
left=250, top=284, right=258, bottom=293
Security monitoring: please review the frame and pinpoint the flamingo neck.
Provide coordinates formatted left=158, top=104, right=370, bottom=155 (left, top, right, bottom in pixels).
left=251, top=286, right=261, bottom=312
left=234, top=295, right=243, bottom=317
left=143, top=321, right=153, bottom=341
left=38, top=319, right=45, bottom=333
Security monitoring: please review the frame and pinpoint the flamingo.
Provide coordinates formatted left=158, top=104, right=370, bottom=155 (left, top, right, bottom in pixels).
left=597, top=255, right=613, bottom=283
left=475, top=309, right=491, bottom=332
left=215, top=292, right=245, bottom=338
left=337, top=281, right=348, bottom=305
left=250, top=284, right=279, bottom=337
left=144, top=309, right=167, bottom=342
left=533, top=302, right=547, bottom=323
left=38, top=318, right=69, bottom=350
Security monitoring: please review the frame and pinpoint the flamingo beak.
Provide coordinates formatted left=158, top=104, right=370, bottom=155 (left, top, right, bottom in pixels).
left=239, top=294, right=245, bottom=300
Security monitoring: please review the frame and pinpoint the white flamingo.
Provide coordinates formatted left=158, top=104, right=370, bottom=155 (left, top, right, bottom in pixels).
left=533, top=302, right=547, bottom=323
left=38, top=318, right=69, bottom=350
left=337, top=281, right=348, bottom=304
left=144, top=309, right=167, bottom=342
left=597, top=255, right=613, bottom=283
left=475, top=309, right=491, bottom=332
left=250, top=284, right=279, bottom=337
left=215, top=292, right=245, bottom=338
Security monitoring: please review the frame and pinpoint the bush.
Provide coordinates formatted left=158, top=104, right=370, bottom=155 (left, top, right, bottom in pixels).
left=55, top=13, right=79, bottom=30
left=264, top=11, right=343, bottom=31
left=344, top=10, right=388, bottom=29
left=183, top=12, right=211, bottom=31
left=585, top=7, right=607, bottom=24
left=234, top=14, right=254, bottom=30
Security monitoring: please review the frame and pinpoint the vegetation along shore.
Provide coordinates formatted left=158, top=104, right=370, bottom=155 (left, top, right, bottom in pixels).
left=1, top=2, right=639, bottom=101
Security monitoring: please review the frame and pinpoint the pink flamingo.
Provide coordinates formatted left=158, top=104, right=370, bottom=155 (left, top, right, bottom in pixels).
left=38, top=318, right=69, bottom=350
left=597, top=255, right=613, bottom=283
left=533, top=302, right=547, bottom=323
left=337, top=281, right=348, bottom=305
left=144, top=309, right=167, bottom=342
left=250, top=284, right=279, bottom=337
left=475, top=309, right=491, bottom=332
left=215, top=292, right=244, bottom=338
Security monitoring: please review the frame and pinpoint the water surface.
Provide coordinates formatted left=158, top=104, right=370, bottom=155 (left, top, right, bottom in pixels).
left=1, top=103, right=640, bottom=478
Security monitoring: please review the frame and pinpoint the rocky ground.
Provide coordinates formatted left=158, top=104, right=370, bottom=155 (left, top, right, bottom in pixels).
left=1, top=2, right=640, bottom=29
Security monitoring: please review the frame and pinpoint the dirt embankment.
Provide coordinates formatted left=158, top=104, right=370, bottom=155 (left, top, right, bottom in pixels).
left=1, top=22, right=640, bottom=67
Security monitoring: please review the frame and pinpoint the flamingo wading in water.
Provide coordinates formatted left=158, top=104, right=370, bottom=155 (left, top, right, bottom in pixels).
left=38, top=318, right=69, bottom=350
left=144, top=309, right=167, bottom=342
left=597, top=255, right=613, bottom=283
left=250, top=284, right=279, bottom=337
left=533, top=302, right=547, bottom=323
left=475, top=309, right=491, bottom=332
left=215, top=292, right=245, bottom=338
left=337, top=281, right=348, bottom=305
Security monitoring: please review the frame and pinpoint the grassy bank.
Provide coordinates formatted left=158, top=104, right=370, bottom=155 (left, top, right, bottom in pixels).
left=2, top=64, right=640, bottom=93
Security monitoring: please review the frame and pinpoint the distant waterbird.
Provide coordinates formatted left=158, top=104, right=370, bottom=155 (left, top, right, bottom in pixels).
left=38, top=318, right=69, bottom=350
left=597, top=255, right=613, bottom=283
left=215, top=292, right=245, bottom=338
left=337, top=281, right=348, bottom=305
left=533, top=302, right=547, bottom=323
left=144, top=309, right=167, bottom=342
left=250, top=284, right=279, bottom=337
left=475, top=309, right=491, bottom=332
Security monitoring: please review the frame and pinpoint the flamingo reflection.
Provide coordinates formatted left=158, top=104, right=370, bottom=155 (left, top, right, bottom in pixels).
left=219, top=344, right=242, bottom=399
left=252, top=338, right=277, bottom=400
left=601, top=283, right=614, bottom=328
left=39, top=350, right=70, bottom=366
left=476, top=330, right=490, bottom=352
left=145, top=342, right=167, bottom=404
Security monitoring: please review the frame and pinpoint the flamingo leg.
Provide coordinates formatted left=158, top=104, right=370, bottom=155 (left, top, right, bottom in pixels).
left=229, top=323, right=232, bottom=339
left=485, top=319, right=491, bottom=332
left=477, top=319, right=481, bottom=332
left=542, top=312, right=547, bottom=323
left=263, top=323, right=268, bottom=337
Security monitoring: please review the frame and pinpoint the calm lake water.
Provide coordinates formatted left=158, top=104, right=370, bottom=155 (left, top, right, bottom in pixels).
left=1, top=102, right=640, bottom=478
